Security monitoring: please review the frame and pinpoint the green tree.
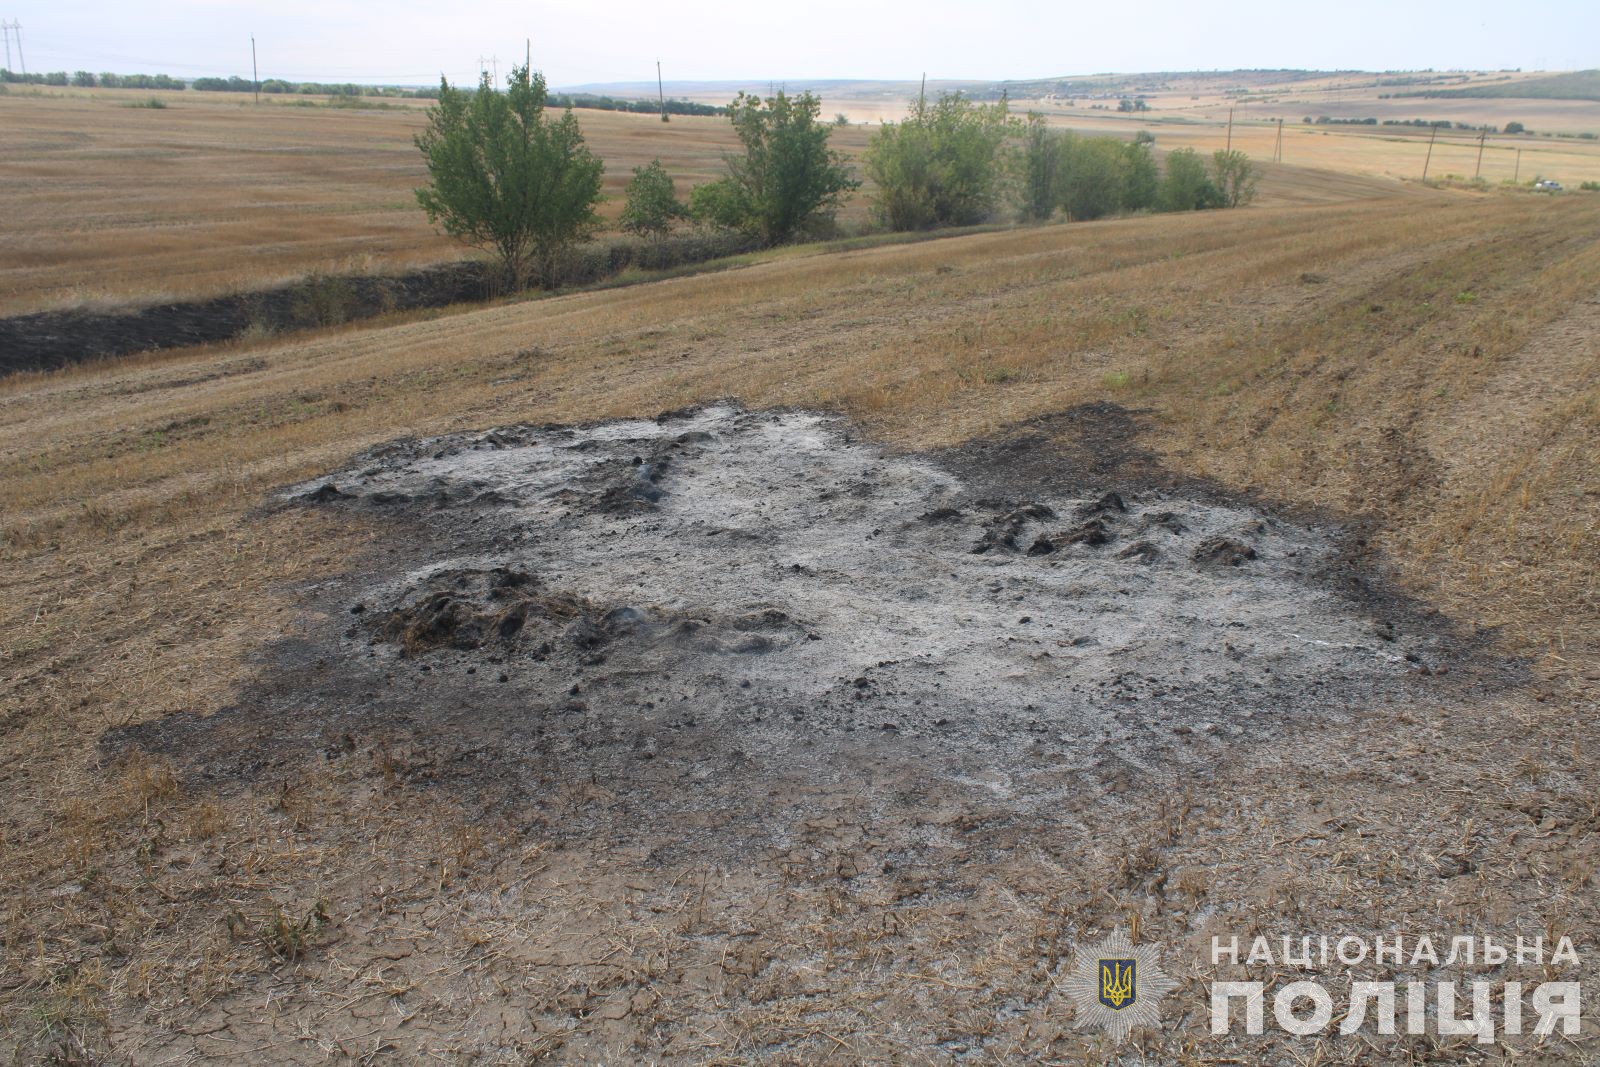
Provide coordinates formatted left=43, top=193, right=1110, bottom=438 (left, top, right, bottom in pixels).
left=865, top=92, right=1016, bottom=230
left=1121, top=138, right=1159, bottom=212
left=1159, top=148, right=1222, bottom=212
left=414, top=64, right=605, bottom=289
left=690, top=90, right=856, bottom=245
left=619, top=159, right=688, bottom=239
left=1209, top=149, right=1259, bottom=208
left=72, top=71, right=96, bottom=88
left=1017, top=113, right=1061, bottom=221
left=1058, top=135, right=1129, bottom=221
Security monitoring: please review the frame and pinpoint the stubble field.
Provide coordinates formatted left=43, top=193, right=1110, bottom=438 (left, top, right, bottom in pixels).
left=1, top=160, right=1598, bottom=1060
left=7, top=79, right=1598, bottom=321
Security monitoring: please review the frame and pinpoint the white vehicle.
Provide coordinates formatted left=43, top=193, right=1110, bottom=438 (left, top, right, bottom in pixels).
left=1534, top=179, right=1563, bottom=192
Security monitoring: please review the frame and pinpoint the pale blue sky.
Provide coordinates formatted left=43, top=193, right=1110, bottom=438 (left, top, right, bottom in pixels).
left=9, top=1, right=1596, bottom=87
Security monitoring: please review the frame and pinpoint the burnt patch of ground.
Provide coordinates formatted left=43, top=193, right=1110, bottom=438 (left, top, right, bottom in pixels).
left=0, top=263, right=492, bottom=375
left=938, top=400, right=1472, bottom=652
left=107, top=404, right=1510, bottom=860
left=936, top=401, right=1177, bottom=498
left=0, top=233, right=762, bottom=375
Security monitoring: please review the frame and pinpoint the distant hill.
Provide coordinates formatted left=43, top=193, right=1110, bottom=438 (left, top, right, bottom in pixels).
left=1394, top=70, right=1600, bottom=102
left=562, top=72, right=1339, bottom=101
left=564, top=69, right=1600, bottom=108
left=557, top=78, right=971, bottom=99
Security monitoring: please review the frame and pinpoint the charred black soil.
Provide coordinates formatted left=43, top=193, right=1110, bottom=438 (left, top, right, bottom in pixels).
left=0, top=234, right=762, bottom=375
left=0, top=263, right=491, bottom=374
left=106, top=403, right=1515, bottom=860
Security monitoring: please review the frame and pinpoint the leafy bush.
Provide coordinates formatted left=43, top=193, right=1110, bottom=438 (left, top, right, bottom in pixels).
left=1016, top=119, right=1161, bottom=223
left=1017, top=114, right=1062, bottom=221
left=1159, top=149, right=1223, bottom=212
left=414, top=65, right=605, bottom=289
left=290, top=272, right=356, bottom=327
left=1122, top=138, right=1159, bottom=212
left=690, top=91, right=856, bottom=245
left=864, top=92, right=1015, bottom=231
left=1209, top=149, right=1259, bottom=208
left=1058, top=134, right=1131, bottom=221
left=620, top=160, right=688, bottom=239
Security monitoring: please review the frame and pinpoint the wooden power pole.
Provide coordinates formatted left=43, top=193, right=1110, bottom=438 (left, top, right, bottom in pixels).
left=1422, top=125, right=1438, bottom=181
left=250, top=35, right=259, bottom=104
left=1225, top=107, right=1234, bottom=152
left=1474, top=129, right=1487, bottom=179
left=657, top=60, right=667, bottom=122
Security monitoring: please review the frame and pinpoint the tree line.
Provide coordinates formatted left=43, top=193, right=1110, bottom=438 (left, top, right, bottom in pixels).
left=2, top=69, right=185, bottom=89
left=549, top=93, right=725, bottom=117
left=0, top=66, right=731, bottom=119
left=414, top=68, right=1259, bottom=290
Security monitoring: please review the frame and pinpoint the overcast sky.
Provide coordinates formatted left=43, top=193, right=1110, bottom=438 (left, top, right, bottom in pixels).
left=8, top=1, right=1596, bottom=87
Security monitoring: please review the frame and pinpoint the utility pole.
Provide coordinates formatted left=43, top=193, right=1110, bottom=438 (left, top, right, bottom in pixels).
left=657, top=59, right=667, bottom=122
left=250, top=35, right=259, bottom=104
left=1225, top=107, right=1234, bottom=152
left=1274, top=117, right=1283, bottom=163
left=919, top=72, right=926, bottom=111
left=1474, top=128, right=1487, bottom=179
left=3, top=20, right=23, bottom=76
left=1422, top=124, right=1438, bottom=181
left=1514, top=148, right=1522, bottom=184
left=525, top=37, right=530, bottom=73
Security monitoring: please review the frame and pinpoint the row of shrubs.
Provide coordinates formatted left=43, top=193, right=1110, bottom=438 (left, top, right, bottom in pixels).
left=191, top=75, right=440, bottom=98
left=412, top=71, right=1263, bottom=291
left=550, top=93, right=725, bottom=117
left=615, top=95, right=1257, bottom=247
left=1307, top=115, right=1533, bottom=133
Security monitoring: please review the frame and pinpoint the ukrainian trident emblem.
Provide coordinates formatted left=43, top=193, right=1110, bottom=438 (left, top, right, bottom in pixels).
left=1062, top=927, right=1176, bottom=1042
left=1099, top=957, right=1137, bottom=1009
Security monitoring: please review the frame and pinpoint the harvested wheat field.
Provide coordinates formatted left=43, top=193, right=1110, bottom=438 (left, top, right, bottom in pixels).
left=2, top=178, right=1598, bottom=1062
left=0, top=86, right=1464, bottom=321
left=0, top=90, right=877, bottom=317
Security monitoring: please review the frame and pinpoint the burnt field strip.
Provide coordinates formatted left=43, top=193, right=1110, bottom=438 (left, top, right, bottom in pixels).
left=115, top=405, right=1487, bottom=849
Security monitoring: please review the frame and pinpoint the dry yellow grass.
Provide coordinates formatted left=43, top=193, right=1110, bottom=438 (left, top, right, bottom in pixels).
left=1044, top=114, right=1600, bottom=188
left=0, top=88, right=876, bottom=316
left=1, top=178, right=1597, bottom=1061
left=0, top=81, right=1547, bottom=322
